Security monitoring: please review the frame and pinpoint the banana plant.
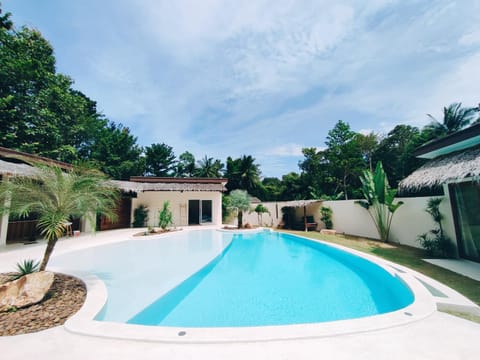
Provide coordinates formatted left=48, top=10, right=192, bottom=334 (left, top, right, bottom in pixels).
left=355, top=162, right=403, bottom=242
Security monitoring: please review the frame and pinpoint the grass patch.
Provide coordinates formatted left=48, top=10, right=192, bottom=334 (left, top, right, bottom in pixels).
left=282, top=230, right=480, bottom=307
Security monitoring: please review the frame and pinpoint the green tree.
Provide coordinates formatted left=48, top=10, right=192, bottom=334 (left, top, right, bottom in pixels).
left=0, top=166, right=119, bottom=270
left=356, top=132, right=379, bottom=172
left=424, top=102, right=479, bottom=140
left=144, top=143, right=176, bottom=177
left=175, top=151, right=196, bottom=177
left=373, top=125, right=425, bottom=187
left=324, top=120, right=365, bottom=199
left=196, top=155, right=224, bottom=177
left=253, top=204, right=270, bottom=226
left=227, top=189, right=251, bottom=228
left=355, top=162, right=403, bottom=242
left=89, top=122, right=144, bottom=180
left=225, top=155, right=261, bottom=195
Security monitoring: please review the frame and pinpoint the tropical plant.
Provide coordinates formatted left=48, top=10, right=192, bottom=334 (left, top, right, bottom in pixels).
left=253, top=204, right=270, bottom=226
left=0, top=166, right=119, bottom=271
left=132, top=204, right=149, bottom=227
left=417, top=198, right=455, bottom=257
left=227, top=190, right=251, bottom=228
left=320, top=206, right=333, bottom=229
left=10, top=259, right=40, bottom=280
left=355, top=162, right=403, bottom=242
left=195, top=155, right=224, bottom=177
left=424, top=102, right=479, bottom=139
left=144, top=142, right=176, bottom=177
left=158, top=201, right=173, bottom=230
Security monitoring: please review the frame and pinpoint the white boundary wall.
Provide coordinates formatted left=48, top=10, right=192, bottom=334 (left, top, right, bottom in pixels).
left=241, top=193, right=457, bottom=251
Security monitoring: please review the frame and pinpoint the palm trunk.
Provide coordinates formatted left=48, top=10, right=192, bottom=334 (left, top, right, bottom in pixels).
left=39, top=236, right=58, bottom=271
left=238, top=210, right=243, bottom=229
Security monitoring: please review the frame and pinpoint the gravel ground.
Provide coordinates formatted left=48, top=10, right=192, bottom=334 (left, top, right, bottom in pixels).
left=0, top=273, right=86, bottom=336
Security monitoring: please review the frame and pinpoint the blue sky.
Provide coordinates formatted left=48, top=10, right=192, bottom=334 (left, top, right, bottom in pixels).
left=4, top=0, right=480, bottom=177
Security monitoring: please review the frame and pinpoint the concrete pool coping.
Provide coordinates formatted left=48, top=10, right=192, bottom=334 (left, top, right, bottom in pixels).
left=44, top=227, right=472, bottom=343
left=1, top=227, right=480, bottom=360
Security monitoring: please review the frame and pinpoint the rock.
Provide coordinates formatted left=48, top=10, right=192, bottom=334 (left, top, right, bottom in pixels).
left=0, top=272, right=54, bottom=312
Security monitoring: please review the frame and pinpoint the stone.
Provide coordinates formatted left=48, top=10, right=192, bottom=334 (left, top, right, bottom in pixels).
left=320, top=229, right=337, bottom=235
left=0, top=272, right=54, bottom=312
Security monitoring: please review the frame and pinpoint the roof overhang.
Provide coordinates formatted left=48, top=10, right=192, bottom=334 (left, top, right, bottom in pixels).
left=415, top=123, right=480, bottom=159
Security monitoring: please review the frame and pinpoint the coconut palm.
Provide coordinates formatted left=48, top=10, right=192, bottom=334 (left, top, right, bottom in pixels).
left=0, top=166, right=119, bottom=270
left=425, top=102, right=479, bottom=139
left=196, top=156, right=224, bottom=178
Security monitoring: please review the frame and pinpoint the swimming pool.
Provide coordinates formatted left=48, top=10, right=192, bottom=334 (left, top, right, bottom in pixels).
left=52, top=229, right=415, bottom=329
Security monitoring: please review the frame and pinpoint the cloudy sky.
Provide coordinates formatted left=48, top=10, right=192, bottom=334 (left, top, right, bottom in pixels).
left=4, top=0, right=480, bottom=177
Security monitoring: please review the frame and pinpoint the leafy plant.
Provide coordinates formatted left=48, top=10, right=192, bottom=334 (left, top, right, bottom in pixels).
left=253, top=204, right=270, bottom=226
left=158, top=201, right=173, bottom=230
left=227, top=190, right=251, bottom=228
left=0, top=166, right=119, bottom=271
left=320, top=206, right=333, bottom=229
left=355, top=162, right=403, bottom=242
left=417, top=198, right=455, bottom=257
left=132, top=204, right=149, bottom=227
left=10, top=259, right=40, bottom=280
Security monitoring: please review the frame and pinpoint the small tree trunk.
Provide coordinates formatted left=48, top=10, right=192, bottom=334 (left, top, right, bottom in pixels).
left=238, top=210, right=243, bottom=228
left=39, top=236, right=58, bottom=271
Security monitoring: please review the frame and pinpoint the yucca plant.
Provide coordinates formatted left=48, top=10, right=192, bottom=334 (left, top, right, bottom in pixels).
left=355, top=162, right=403, bottom=242
left=10, top=259, right=40, bottom=280
left=0, top=166, right=120, bottom=271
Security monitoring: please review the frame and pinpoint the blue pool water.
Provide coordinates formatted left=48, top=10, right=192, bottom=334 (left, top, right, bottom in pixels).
left=51, top=230, right=414, bottom=327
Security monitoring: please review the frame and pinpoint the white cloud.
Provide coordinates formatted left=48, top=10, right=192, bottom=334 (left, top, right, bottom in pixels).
left=266, top=144, right=305, bottom=157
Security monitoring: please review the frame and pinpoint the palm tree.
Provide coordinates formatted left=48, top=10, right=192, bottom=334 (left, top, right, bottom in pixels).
left=425, top=102, right=479, bottom=139
left=227, top=190, right=251, bottom=228
left=196, top=156, right=224, bottom=177
left=0, top=166, right=119, bottom=270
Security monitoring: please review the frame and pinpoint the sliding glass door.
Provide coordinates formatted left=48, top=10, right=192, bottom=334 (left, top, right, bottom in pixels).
left=450, top=181, right=480, bottom=262
left=188, top=199, right=212, bottom=225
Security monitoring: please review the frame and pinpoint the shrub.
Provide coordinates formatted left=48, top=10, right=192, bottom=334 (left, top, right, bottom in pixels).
left=417, top=198, right=455, bottom=258
left=132, top=204, right=149, bottom=227
left=320, top=206, right=333, bottom=229
left=158, top=201, right=173, bottom=230
left=10, top=259, right=40, bottom=280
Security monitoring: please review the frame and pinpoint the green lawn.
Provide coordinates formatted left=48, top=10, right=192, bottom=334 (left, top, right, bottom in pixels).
left=281, top=230, right=480, bottom=308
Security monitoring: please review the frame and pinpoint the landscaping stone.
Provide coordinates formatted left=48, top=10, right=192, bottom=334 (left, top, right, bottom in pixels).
left=0, top=271, right=54, bottom=312
left=0, top=273, right=86, bottom=336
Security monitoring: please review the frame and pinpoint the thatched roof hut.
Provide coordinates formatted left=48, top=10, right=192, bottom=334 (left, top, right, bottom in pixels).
left=399, top=145, right=480, bottom=192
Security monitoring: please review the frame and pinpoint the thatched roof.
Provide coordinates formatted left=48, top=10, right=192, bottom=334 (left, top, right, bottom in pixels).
left=0, top=159, right=40, bottom=177
left=399, top=146, right=480, bottom=191
left=280, top=199, right=323, bottom=208
left=110, top=180, right=226, bottom=192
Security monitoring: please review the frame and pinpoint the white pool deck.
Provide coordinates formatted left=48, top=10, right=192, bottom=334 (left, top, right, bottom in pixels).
left=1, top=227, right=480, bottom=360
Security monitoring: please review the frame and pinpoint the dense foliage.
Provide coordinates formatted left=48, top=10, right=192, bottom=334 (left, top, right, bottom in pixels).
left=1, top=5, right=479, bottom=200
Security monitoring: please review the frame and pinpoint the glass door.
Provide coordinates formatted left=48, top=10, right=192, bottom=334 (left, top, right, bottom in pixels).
left=450, top=181, right=480, bottom=262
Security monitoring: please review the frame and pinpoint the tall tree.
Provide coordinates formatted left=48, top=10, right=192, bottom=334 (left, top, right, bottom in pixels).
left=0, top=166, right=119, bottom=270
left=175, top=151, right=196, bottom=177
left=225, top=155, right=261, bottom=195
left=144, top=142, right=176, bottom=177
left=195, top=155, right=224, bottom=177
left=89, top=122, right=144, bottom=180
left=373, top=125, right=425, bottom=187
left=355, top=132, right=379, bottom=172
left=424, top=102, right=479, bottom=140
left=324, top=120, right=365, bottom=199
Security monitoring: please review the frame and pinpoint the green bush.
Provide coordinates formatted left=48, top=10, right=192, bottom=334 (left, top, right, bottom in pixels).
left=417, top=198, right=455, bottom=258
left=320, top=206, right=333, bottom=229
left=132, top=204, right=149, bottom=227
left=158, top=201, right=173, bottom=230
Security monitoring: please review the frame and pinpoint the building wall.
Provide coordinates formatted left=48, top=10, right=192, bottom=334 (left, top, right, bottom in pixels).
left=132, top=191, right=223, bottom=227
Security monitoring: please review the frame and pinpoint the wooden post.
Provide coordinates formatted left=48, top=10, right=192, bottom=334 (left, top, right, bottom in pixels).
left=304, top=205, right=307, bottom=232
